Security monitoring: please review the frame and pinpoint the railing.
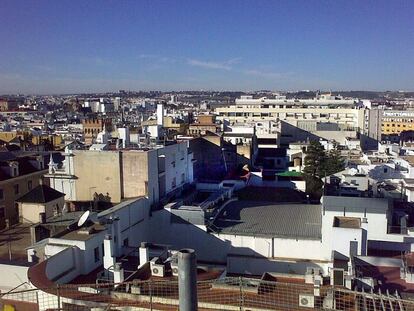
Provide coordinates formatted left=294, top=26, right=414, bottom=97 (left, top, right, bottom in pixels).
left=2, top=276, right=414, bottom=310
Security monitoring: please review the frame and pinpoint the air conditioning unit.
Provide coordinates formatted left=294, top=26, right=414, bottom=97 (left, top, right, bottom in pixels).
left=299, top=294, right=315, bottom=308
left=171, top=263, right=179, bottom=276
left=150, top=257, right=165, bottom=277
left=151, top=264, right=165, bottom=277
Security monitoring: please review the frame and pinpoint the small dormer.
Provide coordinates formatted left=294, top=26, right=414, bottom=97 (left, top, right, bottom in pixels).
left=9, top=161, right=19, bottom=177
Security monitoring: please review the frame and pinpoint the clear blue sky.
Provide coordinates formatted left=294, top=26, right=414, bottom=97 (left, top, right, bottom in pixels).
left=0, top=0, right=413, bottom=94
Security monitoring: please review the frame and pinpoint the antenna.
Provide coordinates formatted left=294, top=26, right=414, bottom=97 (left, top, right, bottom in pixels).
left=77, top=210, right=90, bottom=227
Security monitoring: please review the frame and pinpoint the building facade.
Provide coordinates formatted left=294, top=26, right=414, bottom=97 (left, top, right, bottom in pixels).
left=0, top=154, right=48, bottom=228
left=46, top=142, right=194, bottom=206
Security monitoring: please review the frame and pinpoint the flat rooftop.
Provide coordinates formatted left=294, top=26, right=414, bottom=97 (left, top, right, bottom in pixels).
left=55, top=223, right=106, bottom=241
left=211, top=201, right=322, bottom=240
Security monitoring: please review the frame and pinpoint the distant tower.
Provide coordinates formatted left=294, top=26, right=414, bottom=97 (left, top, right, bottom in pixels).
left=157, top=103, right=164, bottom=126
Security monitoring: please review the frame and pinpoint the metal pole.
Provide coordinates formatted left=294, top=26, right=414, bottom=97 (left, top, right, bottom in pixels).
left=239, top=276, right=243, bottom=311
left=149, top=279, right=153, bottom=311
left=178, top=249, right=198, bottom=311
left=56, top=284, right=61, bottom=310
left=8, top=234, right=12, bottom=261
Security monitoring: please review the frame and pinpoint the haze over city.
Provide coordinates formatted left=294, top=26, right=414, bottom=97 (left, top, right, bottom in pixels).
left=1, top=0, right=413, bottom=94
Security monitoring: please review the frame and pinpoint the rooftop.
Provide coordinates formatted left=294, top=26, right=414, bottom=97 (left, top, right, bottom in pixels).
left=211, top=200, right=321, bottom=239
left=16, top=184, right=65, bottom=203
left=54, top=223, right=106, bottom=241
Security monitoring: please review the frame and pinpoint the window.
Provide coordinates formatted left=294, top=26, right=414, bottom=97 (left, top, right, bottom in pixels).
left=172, top=177, right=176, bottom=188
left=181, top=173, right=185, bottom=184
left=0, top=207, right=4, bottom=218
left=27, top=180, right=32, bottom=191
left=0, top=189, right=3, bottom=200
left=94, top=247, right=99, bottom=262
left=123, top=238, right=129, bottom=247
left=14, top=184, right=19, bottom=195
left=384, top=167, right=388, bottom=174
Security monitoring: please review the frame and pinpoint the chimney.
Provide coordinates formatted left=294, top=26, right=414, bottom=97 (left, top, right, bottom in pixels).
left=113, top=263, right=124, bottom=285
left=9, top=161, right=19, bottom=177
left=103, top=234, right=116, bottom=270
left=139, top=242, right=150, bottom=268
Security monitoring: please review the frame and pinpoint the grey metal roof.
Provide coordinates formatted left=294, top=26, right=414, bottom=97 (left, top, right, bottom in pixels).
left=322, top=196, right=390, bottom=214
left=212, top=201, right=322, bottom=240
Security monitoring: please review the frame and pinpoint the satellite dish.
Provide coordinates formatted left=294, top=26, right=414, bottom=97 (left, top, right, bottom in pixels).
left=77, top=210, right=90, bottom=227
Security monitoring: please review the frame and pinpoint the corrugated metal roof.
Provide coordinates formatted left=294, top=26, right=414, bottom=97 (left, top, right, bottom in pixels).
left=212, top=201, right=322, bottom=240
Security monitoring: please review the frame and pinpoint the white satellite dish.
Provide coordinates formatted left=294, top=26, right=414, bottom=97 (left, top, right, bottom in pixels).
left=77, top=210, right=90, bottom=227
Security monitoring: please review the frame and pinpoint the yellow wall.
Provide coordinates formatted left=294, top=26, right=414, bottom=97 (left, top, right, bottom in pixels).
left=381, top=121, right=414, bottom=134
left=121, top=151, right=150, bottom=198
left=73, top=151, right=122, bottom=202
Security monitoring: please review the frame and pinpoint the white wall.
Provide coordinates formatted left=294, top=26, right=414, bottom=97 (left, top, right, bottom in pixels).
left=47, top=229, right=106, bottom=275
left=99, top=198, right=150, bottom=254
left=331, top=227, right=365, bottom=258
left=45, top=247, right=80, bottom=284
left=161, top=142, right=192, bottom=194
left=0, top=264, right=30, bottom=292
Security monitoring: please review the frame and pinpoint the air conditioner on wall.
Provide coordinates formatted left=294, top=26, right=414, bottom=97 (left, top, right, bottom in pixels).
left=299, top=294, right=315, bottom=308
left=150, top=257, right=165, bottom=277
left=151, top=264, right=165, bottom=277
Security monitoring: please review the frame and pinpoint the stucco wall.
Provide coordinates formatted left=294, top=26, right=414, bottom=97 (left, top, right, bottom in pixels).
left=20, top=197, right=64, bottom=223
left=73, top=151, right=122, bottom=202
left=121, top=151, right=149, bottom=199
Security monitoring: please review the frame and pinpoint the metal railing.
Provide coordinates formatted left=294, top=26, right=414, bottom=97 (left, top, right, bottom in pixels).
left=2, top=276, right=414, bottom=310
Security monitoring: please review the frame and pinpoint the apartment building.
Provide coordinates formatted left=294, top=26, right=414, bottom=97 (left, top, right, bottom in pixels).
left=381, top=110, right=414, bottom=135
left=46, top=141, right=193, bottom=206
left=216, top=95, right=364, bottom=130
left=0, top=153, right=48, bottom=228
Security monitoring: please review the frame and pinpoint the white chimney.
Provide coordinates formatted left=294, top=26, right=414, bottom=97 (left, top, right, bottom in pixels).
left=113, top=263, right=124, bottom=285
left=139, top=242, right=150, bottom=268
left=103, top=234, right=115, bottom=270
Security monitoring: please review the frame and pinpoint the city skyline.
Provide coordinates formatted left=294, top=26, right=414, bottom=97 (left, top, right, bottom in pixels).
left=0, top=0, right=413, bottom=94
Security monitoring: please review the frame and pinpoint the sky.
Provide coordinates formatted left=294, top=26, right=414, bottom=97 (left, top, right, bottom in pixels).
left=0, top=0, right=413, bottom=94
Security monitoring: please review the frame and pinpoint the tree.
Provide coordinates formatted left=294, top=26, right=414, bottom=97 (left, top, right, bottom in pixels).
left=324, top=143, right=345, bottom=176
left=303, top=141, right=345, bottom=199
left=303, top=141, right=326, bottom=179
left=303, top=141, right=326, bottom=198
